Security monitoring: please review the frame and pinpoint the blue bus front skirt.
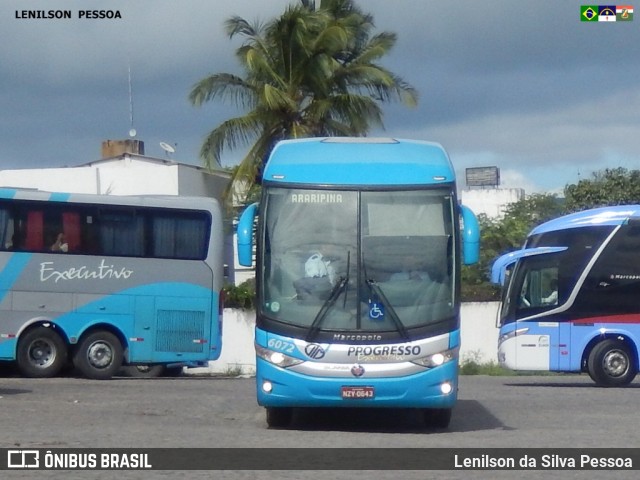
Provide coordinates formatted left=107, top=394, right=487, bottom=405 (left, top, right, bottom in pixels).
left=256, top=358, right=458, bottom=408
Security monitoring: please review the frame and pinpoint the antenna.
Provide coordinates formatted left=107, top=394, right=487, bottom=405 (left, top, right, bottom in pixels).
left=159, top=142, right=176, bottom=157
left=128, top=59, right=136, bottom=138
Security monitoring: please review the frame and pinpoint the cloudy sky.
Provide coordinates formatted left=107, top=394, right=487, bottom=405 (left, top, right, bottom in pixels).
left=1, top=0, right=639, bottom=194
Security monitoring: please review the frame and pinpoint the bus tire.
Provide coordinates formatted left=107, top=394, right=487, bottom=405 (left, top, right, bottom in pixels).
left=73, top=331, right=123, bottom=380
left=587, top=339, right=637, bottom=387
left=265, top=407, right=293, bottom=428
left=121, top=365, right=166, bottom=378
left=424, top=408, right=452, bottom=429
left=16, top=327, right=68, bottom=378
left=162, top=366, right=184, bottom=377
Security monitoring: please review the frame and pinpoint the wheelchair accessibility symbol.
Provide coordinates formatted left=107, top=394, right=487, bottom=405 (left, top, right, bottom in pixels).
left=369, top=300, right=385, bottom=321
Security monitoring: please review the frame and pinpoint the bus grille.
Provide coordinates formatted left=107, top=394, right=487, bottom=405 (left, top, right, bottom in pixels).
left=155, top=310, right=206, bottom=353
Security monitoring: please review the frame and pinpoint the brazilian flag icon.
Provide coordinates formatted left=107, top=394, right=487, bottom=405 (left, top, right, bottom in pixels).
left=581, top=5, right=598, bottom=21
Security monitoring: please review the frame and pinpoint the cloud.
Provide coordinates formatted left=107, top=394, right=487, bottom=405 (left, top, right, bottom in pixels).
left=1, top=0, right=639, bottom=192
left=2, top=1, right=291, bottom=86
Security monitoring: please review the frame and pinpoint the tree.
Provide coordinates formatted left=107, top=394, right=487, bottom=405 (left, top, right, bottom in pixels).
left=461, top=193, right=564, bottom=301
left=564, top=167, right=640, bottom=212
left=189, top=0, right=417, bottom=203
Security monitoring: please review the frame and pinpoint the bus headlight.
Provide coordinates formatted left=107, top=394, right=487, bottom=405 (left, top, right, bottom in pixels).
left=411, top=347, right=459, bottom=368
left=255, top=344, right=304, bottom=368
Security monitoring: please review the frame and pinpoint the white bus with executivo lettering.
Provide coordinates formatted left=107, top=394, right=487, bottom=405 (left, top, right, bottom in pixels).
left=237, top=137, right=480, bottom=428
left=0, top=188, right=224, bottom=379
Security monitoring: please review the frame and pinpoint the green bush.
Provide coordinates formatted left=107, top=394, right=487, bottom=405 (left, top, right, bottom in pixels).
left=223, top=279, right=256, bottom=310
left=459, top=350, right=513, bottom=375
left=461, top=281, right=501, bottom=302
left=460, top=359, right=513, bottom=376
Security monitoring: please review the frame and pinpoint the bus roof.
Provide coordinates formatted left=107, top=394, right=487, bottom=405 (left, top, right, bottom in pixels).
left=0, top=187, right=219, bottom=212
left=262, top=137, right=455, bottom=186
left=530, top=205, right=640, bottom=236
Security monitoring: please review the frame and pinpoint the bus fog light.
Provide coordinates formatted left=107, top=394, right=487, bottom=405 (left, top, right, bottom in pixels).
left=262, top=381, right=273, bottom=393
left=440, top=382, right=453, bottom=395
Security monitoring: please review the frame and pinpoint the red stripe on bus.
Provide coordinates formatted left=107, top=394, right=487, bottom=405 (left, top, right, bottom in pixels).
left=571, top=314, right=640, bottom=325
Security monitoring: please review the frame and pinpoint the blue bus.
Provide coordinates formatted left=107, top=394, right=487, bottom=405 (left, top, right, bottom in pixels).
left=237, top=137, right=480, bottom=428
left=492, top=205, right=640, bottom=386
left=0, top=188, right=224, bottom=379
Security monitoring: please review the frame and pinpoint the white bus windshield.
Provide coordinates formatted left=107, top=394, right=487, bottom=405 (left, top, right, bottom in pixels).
left=261, top=187, right=455, bottom=334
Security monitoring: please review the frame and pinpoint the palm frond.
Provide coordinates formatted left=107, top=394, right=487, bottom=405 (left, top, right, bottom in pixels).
left=199, top=114, right=263, bottom=169
left=191, top=0, right=420, bottom=201
left=188, top=73, right=256, bottom=108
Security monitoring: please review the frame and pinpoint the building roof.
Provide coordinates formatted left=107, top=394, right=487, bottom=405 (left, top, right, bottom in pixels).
left=78, top=153, right=230, bottom=178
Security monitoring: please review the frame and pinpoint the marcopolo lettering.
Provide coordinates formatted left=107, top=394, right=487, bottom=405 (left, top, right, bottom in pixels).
left=347, top=345, right=421, bottom=357
left=290, top=193, right=343, bottom=204
left=333, top=334, right=382, bottom=341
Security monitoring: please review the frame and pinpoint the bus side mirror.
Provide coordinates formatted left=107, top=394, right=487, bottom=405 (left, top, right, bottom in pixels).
left=460, top=204, right=480, bottom=265
left=237, top=203, right=258, bottom=267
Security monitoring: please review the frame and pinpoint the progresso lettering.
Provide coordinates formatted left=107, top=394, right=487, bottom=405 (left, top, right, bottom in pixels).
left=290, top=193, right=343, bottom=204
left=40, top=260, right=133, bottom=283
left=347, top=345, right=421, bottom=357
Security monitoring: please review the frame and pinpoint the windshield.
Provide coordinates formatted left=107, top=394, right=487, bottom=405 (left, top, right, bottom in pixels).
left=498, top=225, right=614, bottom=325
left=261, top=187, right=456, bottom=336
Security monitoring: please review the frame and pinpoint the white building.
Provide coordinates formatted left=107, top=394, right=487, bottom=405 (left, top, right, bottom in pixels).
left=0, top=140, right=230, bottom=198
left=459, top=188, right=525, bottom=219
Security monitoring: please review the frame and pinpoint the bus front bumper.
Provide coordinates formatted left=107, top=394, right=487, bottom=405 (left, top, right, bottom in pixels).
left=256, top=358, right=458, bottom=408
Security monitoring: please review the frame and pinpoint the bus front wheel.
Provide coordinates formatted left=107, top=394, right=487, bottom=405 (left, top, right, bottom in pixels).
left=73, top=331, right=123, bottom=380
left=265, top=407, right=293, bottom=428
left=588, top=339, right=637, bottom=387
left=16, top=326, right=67, bottom=378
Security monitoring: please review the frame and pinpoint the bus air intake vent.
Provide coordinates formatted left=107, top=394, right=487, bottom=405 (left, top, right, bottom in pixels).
left=156, top=310, right=206, bottom=353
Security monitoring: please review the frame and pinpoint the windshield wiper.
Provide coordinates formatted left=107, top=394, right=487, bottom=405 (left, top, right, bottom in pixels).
left=305, top=251, right=350, bottom=342
left=366, top=279, right=410, bottom=342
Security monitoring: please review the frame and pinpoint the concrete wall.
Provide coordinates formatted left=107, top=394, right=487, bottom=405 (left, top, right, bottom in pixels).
left=0, top=167, right=99, bottom=194
left=203, top=302, right=500, bottom=375
left=459, top=188, right=525, bottom=219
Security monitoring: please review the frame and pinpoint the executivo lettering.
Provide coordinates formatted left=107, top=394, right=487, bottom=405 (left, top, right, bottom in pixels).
left=40, top=260, right=133, bottom=283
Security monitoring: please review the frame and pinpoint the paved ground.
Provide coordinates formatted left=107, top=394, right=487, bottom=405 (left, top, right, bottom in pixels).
left=1, top=373, right=638, bottom=479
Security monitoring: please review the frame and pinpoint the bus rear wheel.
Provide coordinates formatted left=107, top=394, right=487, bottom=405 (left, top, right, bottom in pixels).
left=265, top=407, right=293, bottom=428
left=16, top=326, right=67, bottom=378
left=423, top=408, right=452, bottom=429
left=588, top=339, right=637, bottom=387
left=73, top=331, right=123, bottom=380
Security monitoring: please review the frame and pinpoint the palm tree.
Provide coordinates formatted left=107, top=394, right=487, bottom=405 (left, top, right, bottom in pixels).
left=189, top=0, right=418, bottom=202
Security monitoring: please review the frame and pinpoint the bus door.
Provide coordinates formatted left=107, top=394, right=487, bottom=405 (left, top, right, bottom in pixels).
left=514, top=261, right=567, bottom=371
left=557, top=321, right=572, bottom=371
